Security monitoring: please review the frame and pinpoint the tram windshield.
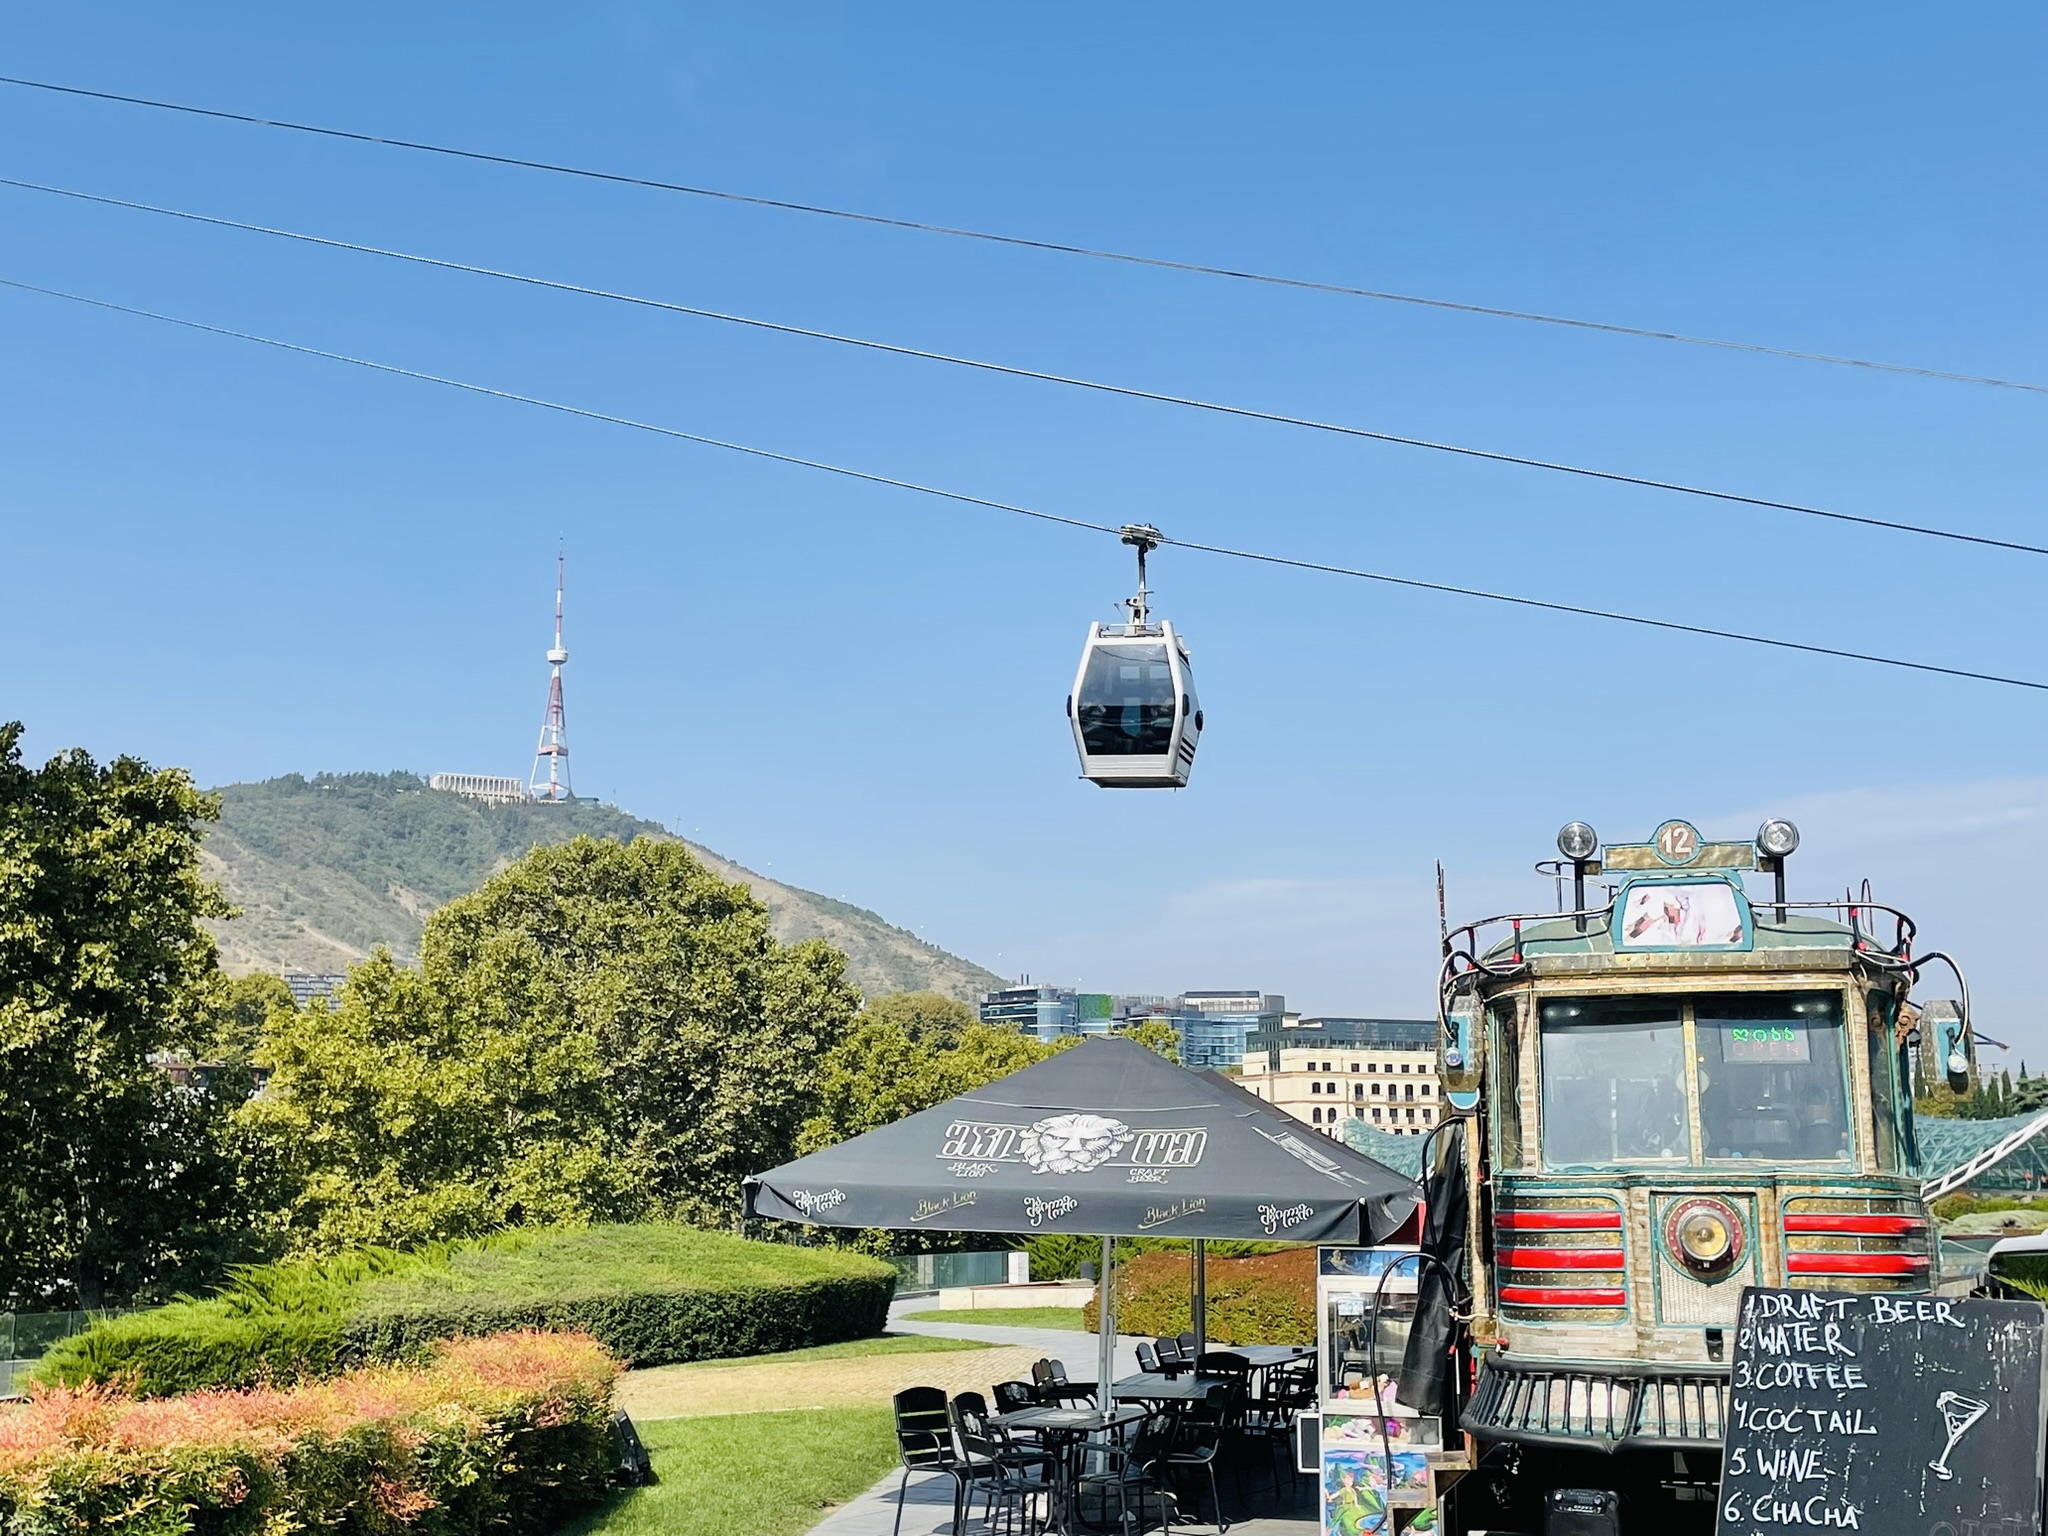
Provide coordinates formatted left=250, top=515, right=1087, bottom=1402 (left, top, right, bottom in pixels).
left=1697, top=992, right=1850, bottom=1162
left=1077, top=643, right=1176, bottom=756
left=1540, top=1000, right=1691, bottom=1165
left=1537, top=991, right=1852, bottom=1168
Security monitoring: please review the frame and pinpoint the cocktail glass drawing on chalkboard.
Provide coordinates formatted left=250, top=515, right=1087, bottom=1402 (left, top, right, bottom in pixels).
left=1929, top=1391, right=1989, bottom=1480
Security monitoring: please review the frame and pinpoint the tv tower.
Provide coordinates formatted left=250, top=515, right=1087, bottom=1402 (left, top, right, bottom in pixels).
left=528, top=552, right=573, bottom=802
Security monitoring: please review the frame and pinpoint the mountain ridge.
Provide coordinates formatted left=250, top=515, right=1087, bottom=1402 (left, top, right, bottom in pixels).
left=202, top=771, right=1005, bottom=1003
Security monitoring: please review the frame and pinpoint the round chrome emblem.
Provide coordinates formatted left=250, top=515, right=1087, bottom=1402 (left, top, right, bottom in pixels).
left=1664, top=1196, right=1744, bottom=1276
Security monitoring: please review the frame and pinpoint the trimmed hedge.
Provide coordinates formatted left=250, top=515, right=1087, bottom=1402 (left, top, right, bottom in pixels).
left=343, top=1274, right=894, bottom=1369
left=1085, top=1247, right=1315, bottom=1345
left=0, top=1331, right=618, bottom=1536
left=37, top=1224, right=894, bottom=1397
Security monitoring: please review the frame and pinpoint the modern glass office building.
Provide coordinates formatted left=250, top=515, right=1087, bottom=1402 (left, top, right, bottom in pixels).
left=979, top=984, right=1283, bottom=1067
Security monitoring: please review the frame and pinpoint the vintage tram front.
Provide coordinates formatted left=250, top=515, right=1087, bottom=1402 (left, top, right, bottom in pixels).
left=1434, top=819, right=1973, bottom=1533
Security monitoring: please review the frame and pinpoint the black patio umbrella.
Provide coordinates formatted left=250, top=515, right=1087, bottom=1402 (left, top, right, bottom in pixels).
left=745, top=1036, right=1419, bottom=1403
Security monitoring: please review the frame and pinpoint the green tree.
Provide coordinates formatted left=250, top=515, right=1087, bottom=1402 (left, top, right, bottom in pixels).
left=0, top=725, right=255, bottom=1307
left=1115, top=1018, right=1182, bottom=1060
left=195, top=971, right=297, bottom=1061
left=798, top=1020, right=1062, bottom=1155
left=857, top=990, right=978, bottom=1047
left=246, top=837, right=861, bottom=1251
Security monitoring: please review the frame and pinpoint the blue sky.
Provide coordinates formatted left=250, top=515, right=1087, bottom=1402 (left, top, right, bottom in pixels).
left=4, top=7, right=2044, bottom=1048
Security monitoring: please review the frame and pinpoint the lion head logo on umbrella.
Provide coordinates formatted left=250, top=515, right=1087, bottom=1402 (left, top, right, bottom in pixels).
left=1018, top=1113, right=1133, bottom=1175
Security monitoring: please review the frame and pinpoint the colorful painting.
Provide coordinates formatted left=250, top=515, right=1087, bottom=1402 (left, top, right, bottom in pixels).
left=1320, top=1245, right=1420, bottom=1279
left=1322, top=1415, right=1434, bottom=1536
left=1616, top=881, right=1745, bottom=948
left=1322, top=1452, right=1390, bottom=1536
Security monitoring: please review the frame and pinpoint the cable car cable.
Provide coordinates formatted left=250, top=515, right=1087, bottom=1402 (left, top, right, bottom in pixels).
left=5, top=175, right=2042, bottom=563
left=5, top=271, right=2044, bottom=696
left=1, top=72, right=2041, bottom=397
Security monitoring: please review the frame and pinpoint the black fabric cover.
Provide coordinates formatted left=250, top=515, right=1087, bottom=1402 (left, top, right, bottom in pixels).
left=745, top=1037, right=1418, bottom=1242
left=1396, top=1120, right=1468, bottom=1418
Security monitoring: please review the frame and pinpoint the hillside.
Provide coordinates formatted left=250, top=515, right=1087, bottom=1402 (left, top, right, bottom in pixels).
left=202, top=772, right=1005, bottom=1003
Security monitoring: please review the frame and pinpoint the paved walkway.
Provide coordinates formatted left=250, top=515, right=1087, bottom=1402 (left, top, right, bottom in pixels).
left=808, top=1300, right=1315, bottom=1535
left=884, top=1296, right=1145, bottom=1379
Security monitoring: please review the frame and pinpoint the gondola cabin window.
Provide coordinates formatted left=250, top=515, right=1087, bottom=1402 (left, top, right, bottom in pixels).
left=1076, top=644, right=1176, bottom=755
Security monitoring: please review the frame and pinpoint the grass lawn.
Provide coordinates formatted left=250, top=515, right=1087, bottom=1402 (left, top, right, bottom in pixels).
left=561, top=1407, right=898, bottom=1536
left=900, top=1307, right=1090, bottom=1330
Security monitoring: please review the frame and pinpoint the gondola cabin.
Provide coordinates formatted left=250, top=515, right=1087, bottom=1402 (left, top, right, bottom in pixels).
left=1068, top=618, right=1202, bottom=788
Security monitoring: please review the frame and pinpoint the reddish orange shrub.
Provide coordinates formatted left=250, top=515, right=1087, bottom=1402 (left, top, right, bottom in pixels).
left=1084, top=1247, right=1315, bottom=1344
left=0, top=1331, right=619, bottom=1536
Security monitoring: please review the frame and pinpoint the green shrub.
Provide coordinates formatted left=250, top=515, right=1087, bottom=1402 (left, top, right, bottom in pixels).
left=1085, top=1247, right=1315, bottom=1345
left=37, top=1223, right=894, bottom=1396
left=0, top=1331, right=617, bottom=1536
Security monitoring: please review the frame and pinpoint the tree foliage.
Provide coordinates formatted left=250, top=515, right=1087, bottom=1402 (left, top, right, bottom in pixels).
left=854, top=989, right=977, bottom=1047
left=195, top=971, right=296, bottom=1060
left=797, top=1009, right=1066, bottom=1156
left=0, top=724, right=257, bottom=1308
left=1921, top=1064, right=2048, bottom=1122
left=1114, top=1018, right=1182, bottom=1060
left=245, top=837, right=861, bottom=1252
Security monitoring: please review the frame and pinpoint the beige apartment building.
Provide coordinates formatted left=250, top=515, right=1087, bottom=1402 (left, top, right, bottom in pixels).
left=1239, top=1015, right=1441, bottom=1138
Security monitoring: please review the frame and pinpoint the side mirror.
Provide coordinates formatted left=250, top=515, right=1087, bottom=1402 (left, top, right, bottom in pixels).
left=1923, top=999, right=1971, bottom=1094
left=1442, top=999, right=1481, bottom=1112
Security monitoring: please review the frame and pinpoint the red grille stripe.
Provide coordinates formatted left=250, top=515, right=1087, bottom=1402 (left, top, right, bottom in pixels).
left=1495, top=1210, right=1623, bottom=1232
left=1784, top=1214, right=1927, bottom=1237
left=1786, top=1252, right=1930, bottom=1276
left=1499, top=1284, right=1628, bottom=1307
left=1497, top=1247, right=1626, bottom=1271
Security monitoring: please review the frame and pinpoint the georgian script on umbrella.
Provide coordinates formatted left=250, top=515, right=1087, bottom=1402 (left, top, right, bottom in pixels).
left=789, top=1188, right=848, bottom=1214
left=1259, top=1202, right=1314, bottom=1234
left=1024, top=1195, right=1081, bottom=1227
left=939, top=1114, right=1208, bottom=1178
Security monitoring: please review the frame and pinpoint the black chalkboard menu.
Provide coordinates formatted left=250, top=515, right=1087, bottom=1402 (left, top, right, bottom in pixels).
left=1717, top=1287, right=2048, bottom=1536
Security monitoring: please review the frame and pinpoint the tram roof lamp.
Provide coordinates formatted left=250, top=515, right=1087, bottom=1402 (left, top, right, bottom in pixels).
left=1756, top=819, right=1802, bottom=859
left=1557, top=822, right=1599, bottom=861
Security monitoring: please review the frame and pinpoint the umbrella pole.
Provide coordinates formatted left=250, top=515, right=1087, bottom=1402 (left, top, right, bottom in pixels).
left=1097, top=1234, right=1116, bottom=1421
left=1193, top=1239, right=1207, bottom=1357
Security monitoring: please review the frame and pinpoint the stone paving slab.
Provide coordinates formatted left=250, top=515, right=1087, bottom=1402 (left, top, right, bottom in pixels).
left=808, top=1454, right=1316, bottom=1536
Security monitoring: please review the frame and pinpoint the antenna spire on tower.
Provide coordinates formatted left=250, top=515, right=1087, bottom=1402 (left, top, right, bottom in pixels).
left=528, top=550, right=572, bottom=801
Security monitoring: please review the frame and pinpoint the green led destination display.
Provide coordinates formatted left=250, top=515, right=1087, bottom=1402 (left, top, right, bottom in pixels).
left=1722, top=1024, right=1810, bottom=1064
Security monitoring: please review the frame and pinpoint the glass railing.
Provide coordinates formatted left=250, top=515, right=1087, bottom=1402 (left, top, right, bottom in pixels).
left=888, top=1251, right=1013, bottom=1294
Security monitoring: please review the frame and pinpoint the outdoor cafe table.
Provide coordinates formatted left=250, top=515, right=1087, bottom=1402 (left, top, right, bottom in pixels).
left=1228, top=1345, right=1313, bottom=1371
left=1110, top=1372, right=1218, bottom=1404
left=996, top=1404, right=1147, bottom=1536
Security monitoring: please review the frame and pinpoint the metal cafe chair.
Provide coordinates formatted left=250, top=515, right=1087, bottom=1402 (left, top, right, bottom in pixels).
left=950, top=1396, right=1051, bottom=1536
left=890, top=1387, right=972, bottom=1536
left=1074, top=1409, right=1180, bottom=1536
left=1035, top=1357, right=1096, bottom=1406
left=991, top=1380, right=1047, bottom=1448
left=993, top=1379, right=1039, bottom=1414
left=1135, top=1341, right=1161, bottom=1373
left=1153, top=1338, right=1187, bottom=1376
left=1164, top=1381, right=1233, bottom=1533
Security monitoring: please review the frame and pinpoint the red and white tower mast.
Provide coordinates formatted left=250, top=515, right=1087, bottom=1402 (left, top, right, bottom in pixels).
left=528, top=553, right=573, bottom=802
